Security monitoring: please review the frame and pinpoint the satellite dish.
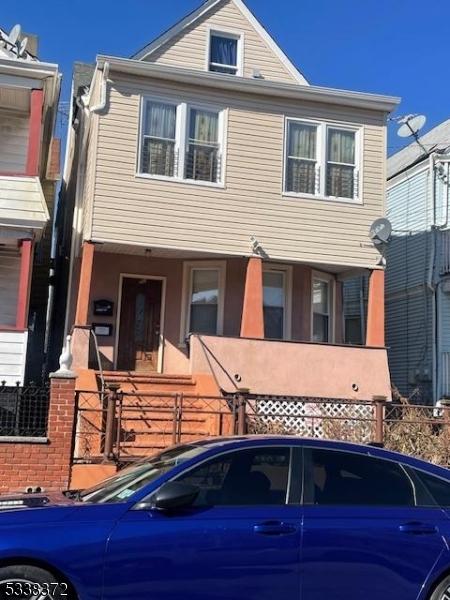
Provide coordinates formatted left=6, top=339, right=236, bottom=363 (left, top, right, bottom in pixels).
left=369, top=218, right=392, bottom=245
left=397, top=115, right=426, bottom=138
left=8, top=24, right=21, bottom=46
left=18, top=37, right=28, bottom=57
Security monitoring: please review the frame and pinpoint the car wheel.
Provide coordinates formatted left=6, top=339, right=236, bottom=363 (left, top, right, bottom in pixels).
left=431, top=576, right=450, bottom=600
left=0, top=564, right=73, bottom=599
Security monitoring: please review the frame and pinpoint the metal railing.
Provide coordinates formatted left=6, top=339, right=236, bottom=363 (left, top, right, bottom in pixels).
left=0, top=382, right=50, bottom=438
left=72, top=388, right=450, bottom=467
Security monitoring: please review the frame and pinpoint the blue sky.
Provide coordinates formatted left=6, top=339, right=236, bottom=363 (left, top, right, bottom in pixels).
left=2, top=0, right=448, bottom=154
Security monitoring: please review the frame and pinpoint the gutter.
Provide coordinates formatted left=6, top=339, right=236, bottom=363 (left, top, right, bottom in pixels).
left=96, top=55, right=400, bottom=113
left=0, top=57, right=59, bottom=80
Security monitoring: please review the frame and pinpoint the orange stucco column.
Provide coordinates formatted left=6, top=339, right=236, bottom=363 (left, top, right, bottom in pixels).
left=240, top=256, right=264, bottom=339
left=366, top=269, right=385, bottom=347
left=75, top=241, right=95, bottom=326
left=16, top=239, right=34, bottom=330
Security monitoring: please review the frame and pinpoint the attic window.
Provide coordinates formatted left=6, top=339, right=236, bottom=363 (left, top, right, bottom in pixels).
left=209, top=31, right=240, bottom=75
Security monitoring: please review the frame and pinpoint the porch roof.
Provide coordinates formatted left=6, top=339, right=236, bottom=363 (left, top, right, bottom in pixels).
left=0, top=175, right=49, bottom=233
left=89, top=239, right=373, bottom=275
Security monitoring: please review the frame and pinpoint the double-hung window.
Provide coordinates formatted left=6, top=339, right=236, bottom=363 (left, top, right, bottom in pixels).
left=285, top=121, right=318, bottom=195
left=326, top=128, right=357, bottom=199
left=312, top=274, right=334, bottom=343
left=284, top=119, right=360, bottom=201
left=139, top=98, right=224, bottom=184
left=185, top=108, right=220, bottom=182
left=182, top=262, right=226, bottom=340
left=263, top=268, right=291, bottom=340
left=140, top=101, right=177, bottom=177
left=208, top=31, right=241, bottom=75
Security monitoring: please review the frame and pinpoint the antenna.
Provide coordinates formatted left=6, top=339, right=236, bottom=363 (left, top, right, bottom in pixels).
left=392, top=114, right=428, bottom=155
left=8, top=24, right=21, bottom=46
left=369, top=218, right=392, bottom=245
left=18, top=37, right=28, bottom=57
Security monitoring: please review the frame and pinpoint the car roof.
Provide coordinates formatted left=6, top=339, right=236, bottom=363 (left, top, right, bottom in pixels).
left=187, top=436, right=450, bottom=478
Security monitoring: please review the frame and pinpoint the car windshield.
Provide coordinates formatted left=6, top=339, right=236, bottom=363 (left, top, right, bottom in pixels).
left=78, top=444, right=205, bottom=504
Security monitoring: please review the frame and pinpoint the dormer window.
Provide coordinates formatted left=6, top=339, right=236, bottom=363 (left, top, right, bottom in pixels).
left=208, top=31, right=241, bottom=75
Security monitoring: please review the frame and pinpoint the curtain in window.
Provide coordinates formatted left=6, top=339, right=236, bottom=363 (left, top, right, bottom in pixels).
left=326, top=129, right=355, bottom=199
left=141, top=102, right=176, bottom=177
left=210, top=35, right=237, bottom=67
left=189, top=269, right=219, bottom=335
left=145, top=101, right=176, bottom=139
left=189, top=109, right=218, bottom=143
left=186, top=110, right=219, bottom=182
left=263, top=271, right=285, bottom=340
left=286, top=122, right=317, bottom=195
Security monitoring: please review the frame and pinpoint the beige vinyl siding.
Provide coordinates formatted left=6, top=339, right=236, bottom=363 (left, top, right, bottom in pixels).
left=0, top=246, right=20, bottom=326
left=0, top=330, right=28, bottom=385
left=0, top=113, right=29, bottom=172
left=90, top=75, right=386, bottom=269
left=146, top=0, right=299, bottom=84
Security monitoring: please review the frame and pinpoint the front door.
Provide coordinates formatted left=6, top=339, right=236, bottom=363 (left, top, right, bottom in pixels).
left=301, top=447, right=448, bottom=600
left=103, top=445, right=302, bottom=600
left=117, top=277, right=162, bottom=372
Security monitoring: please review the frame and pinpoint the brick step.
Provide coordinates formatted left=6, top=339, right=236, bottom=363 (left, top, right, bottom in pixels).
left=100, top=371, right=195, bottom=386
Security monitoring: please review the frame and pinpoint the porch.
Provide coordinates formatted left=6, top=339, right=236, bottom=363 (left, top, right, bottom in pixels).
left=69, top=241, right=389, bottom=400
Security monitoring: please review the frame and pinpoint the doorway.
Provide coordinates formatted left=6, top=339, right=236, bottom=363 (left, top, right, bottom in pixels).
left=116, top=276, right=164, bottom=372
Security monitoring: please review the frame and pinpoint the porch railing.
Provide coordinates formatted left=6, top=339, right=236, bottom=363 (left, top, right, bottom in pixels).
left=0, top=383, right=50, bottom=438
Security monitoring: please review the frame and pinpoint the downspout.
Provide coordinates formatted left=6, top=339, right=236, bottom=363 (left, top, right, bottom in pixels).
left=427, top=153, right=437, bottom=403
left=90, top=62, right=109, bottom=114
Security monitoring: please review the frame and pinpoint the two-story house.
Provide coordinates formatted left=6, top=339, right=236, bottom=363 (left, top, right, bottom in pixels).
left=0, top=26, right=60, bottom=385
left=386, top=119, right=450, bottom=404
left=59, top=0, right=398, bottom=402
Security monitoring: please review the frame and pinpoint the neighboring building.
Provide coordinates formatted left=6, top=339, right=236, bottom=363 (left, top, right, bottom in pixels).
left=386, top=119, right=450, bottom=404
left=0, top=26, right=61, bottom=385
left=58, top=0, right=398, bottom=402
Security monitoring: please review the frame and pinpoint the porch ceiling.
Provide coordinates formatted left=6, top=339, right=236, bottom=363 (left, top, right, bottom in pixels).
left=92, top=241, right=369, bottom=275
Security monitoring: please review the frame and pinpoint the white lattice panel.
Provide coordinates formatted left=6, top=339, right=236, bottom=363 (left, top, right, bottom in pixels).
left=254, top=397, right=375, bottom=442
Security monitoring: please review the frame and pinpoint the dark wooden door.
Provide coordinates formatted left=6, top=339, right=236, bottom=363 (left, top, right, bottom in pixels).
left=117, top=278, right=162, bottom=372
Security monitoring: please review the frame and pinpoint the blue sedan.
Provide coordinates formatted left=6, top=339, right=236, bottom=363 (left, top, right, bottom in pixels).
left=1, top=436, right=450, bottom=599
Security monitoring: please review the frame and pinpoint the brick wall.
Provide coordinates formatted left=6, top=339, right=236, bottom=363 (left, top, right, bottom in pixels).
left=0, top=375, right=76, bottom=494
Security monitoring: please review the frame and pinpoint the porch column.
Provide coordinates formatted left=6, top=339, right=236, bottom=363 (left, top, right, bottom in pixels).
left=75, top=241, right=95, bottom=326
left=26, top=89, right=44, bottom=176
left=16, top=239, right=34, bottom=330
left=366, top=269, right=385, bottom=347
left=240, top=256, right=264, bottom=338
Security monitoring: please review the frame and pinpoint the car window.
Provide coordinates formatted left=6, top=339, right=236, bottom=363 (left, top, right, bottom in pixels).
left=414, top=470, right=450, bottom=507
left=305, top=448, right=417, bottom=506
left=174, top=447, right=291, bottom=506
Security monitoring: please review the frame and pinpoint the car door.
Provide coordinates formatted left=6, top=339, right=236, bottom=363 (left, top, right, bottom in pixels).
left=103, top=445, right=302, bottom=600
left=301, top=447, right=449, bottom=600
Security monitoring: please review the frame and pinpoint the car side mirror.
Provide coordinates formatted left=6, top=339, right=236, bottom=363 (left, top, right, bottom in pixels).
left=146, top=482, right=199, bottom=511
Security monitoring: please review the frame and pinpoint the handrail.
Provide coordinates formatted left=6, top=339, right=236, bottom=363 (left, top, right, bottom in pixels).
left=89, top=329, right=105, bottom=398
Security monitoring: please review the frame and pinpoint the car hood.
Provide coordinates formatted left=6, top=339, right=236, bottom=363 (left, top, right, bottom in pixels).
left=0, top=491, right=76, bottom=512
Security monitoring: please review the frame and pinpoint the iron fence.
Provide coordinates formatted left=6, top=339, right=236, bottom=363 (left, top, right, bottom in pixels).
left=0, top=383, right=50, bottom=437
left=72, top=389, right=450, bottom=467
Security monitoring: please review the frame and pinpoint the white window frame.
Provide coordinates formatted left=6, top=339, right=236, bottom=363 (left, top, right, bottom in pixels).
left=137, top=95, right=227, bottom=188
left=283, top=117, right=362, bottom=204
left=206, top=27, right=244, bottom=76
left=311, top=271, right=335, bottom=344
left=180, top=260, right=226, bottom=344
left=262, top=265, right=292, bottom=340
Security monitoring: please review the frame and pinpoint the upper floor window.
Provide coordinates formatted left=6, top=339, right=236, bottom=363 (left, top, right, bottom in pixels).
left=208, top=31, right=241, bottom=75
left=284, top=119, right=360, bottom=202
left=141, top=101, right=177, bottom=178
left=139, top=98, right=225, bottom=185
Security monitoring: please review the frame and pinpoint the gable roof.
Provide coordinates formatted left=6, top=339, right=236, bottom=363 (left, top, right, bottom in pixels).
left=388, top=118, right=450, bottom=179
left=132, top=0, right=308, bottom=85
